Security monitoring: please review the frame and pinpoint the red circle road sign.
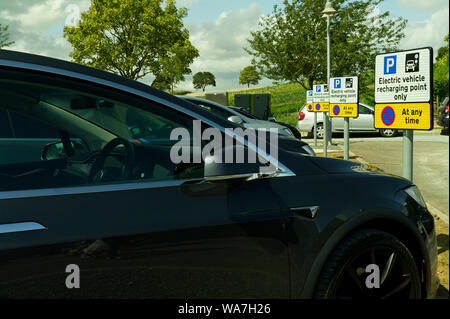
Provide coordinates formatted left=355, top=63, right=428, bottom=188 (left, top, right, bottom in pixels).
left=381, top=106, right=395, bottom=126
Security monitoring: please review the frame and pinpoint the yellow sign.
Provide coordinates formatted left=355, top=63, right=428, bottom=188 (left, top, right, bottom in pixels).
left=329, top=103, right=358, bottom=118
left=374, top=103, right=432, bottom=130
left=310, top=102, right=329, bottom=112
left=305, top=104, right=314, bottom=112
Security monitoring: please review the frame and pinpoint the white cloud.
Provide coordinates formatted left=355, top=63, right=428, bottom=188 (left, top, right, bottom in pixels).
left=397, top=0, right=448, bottom=12
left=176, top=0, right=199, bottom=5
left=399, top=8, right=449, bottom=60
left=177, top=3, right=264, bottom=90
left=3, top=0, right=90, bottom=33
left=2, top=0, right=90, bottom=59
left=1, top=1, right=265, bottom=91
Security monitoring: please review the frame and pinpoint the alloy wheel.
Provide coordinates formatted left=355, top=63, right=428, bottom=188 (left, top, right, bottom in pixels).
left=328, top=245, right=421, bottom=299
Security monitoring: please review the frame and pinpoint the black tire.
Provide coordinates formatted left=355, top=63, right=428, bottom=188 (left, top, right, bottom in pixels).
left=313, top=123, right=324, bottom=139
left=314, top=229, right=421, bottom=299
left=379, top=129, right=398, bottom=137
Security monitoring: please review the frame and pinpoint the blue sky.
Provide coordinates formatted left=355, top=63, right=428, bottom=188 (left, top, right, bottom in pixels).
left=2, top=0, right=449, bottom=91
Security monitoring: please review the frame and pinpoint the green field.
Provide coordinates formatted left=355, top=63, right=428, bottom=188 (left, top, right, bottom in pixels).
left=227, top=82, right=307, bottom=126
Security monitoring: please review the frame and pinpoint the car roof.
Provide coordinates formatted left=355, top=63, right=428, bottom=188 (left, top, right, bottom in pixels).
left=0, top=49, right=234, bottom=130
left=176, top=95, right=247, bottom=118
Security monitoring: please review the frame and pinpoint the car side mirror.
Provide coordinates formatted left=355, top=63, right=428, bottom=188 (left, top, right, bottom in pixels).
left=227, top=115, right=244, bottom=124
left=42, top=142, right=66, bottom=160
left=203, top=145, right=262, bottom=181
left=267, top=116, right=277, bottom=122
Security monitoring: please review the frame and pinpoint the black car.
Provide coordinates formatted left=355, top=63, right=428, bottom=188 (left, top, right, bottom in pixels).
left=230, top=106, right=303, bottom=139
left=178, top=96, right=315, bottom=155
left=0, top=50, right=439, bottom=299
left=436, top=96, right=449, bottom=134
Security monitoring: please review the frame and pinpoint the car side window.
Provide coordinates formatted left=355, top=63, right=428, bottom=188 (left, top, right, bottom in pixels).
left=358, top=105, right=373, bottom=115
left=0, top=77, right=205, bottom=192
left=8, top=110, right=60, bottom=138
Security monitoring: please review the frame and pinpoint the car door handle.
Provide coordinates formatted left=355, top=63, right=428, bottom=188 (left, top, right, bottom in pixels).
left=0, top=222, right=47, bottom=235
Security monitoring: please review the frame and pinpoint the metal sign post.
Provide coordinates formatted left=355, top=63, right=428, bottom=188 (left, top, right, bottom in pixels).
left=314, top=113, right=317, bottom=146
left=344, top=118, right=350, bottom=159
left=402, top=130, right=414, bottom=181
left=374, top=47, right=433, bottom=181
left=323, top=111, right=328, bottom=157
left=329, top=76, right=359, bottom=161
left=306, top=90, right=317, bottom=146
left=312, top=84, right=330, bottom=157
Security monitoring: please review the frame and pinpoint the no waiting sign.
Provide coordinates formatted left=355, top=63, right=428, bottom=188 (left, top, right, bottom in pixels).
left=329, top=76, right=359, bottom=118
left=374, top=47, right=433, bottom=130
left=312, top=84, right=330, bottom=112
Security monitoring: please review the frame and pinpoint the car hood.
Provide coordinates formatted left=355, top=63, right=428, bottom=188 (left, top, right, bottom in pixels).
left=305, top=156, right=407, bottom=181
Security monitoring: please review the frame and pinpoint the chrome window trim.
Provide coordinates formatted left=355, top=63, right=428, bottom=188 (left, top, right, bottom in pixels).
left=0, top=222, right=47, bottom=235
left=0, top=179, right=188, bottom=200
left=0, top=59, right=295, bottom=193
left=0, top=138, right=60, bottom=142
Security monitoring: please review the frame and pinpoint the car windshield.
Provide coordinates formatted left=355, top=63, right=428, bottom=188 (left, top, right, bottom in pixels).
left=232, top=107, right=258, bottom=119
left=185, top=98, right=251, bottom=127
left=189, top=100, right=235, bottom=118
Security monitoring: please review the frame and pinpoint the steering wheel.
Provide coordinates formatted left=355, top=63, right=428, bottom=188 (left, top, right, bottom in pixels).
left=89, top=138, right=135, bottom=183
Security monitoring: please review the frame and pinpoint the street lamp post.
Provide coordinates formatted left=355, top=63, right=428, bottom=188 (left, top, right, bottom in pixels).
left=322, top=0, right=336, bottom=157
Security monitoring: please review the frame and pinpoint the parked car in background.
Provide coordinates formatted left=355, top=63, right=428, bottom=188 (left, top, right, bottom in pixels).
left=179, top=96, right=295, bottom=137
left=230, top=106, right=303, bottom=139
left=179, top=96, right=315, bottom=155
left=297, top=103, right=399, bottom=138
left=436, top=96, right=449, bottom=135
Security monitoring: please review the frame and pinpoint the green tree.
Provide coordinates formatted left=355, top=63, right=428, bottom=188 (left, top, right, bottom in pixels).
left=192, top=72, right=216, bottom=92
left=239, top=65, right=261, bottom=88
left=63, top=0, right=198, bottom=81
left=151, top=73, right=172, bottom=91
left=153, top=42, right=199, bottom=93
left=246, top=0, right=406, bottom=90
left=0, top=24, right=14, bottom=49
left=436, top=34, right=449, bottom=62
left=434, top=33, right=449, bottom=101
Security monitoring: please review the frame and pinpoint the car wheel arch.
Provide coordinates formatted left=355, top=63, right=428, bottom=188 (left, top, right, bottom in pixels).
left=299, top=211, right=429, bottom=298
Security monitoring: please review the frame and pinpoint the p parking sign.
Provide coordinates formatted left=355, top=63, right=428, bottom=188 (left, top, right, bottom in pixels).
left=329, top=76, right=359, bottom=118
left=312, top=84, right=330, bottom=112
left=374, top=47, right=433, bottom=130
left=306, top=90, right=314, bottom=112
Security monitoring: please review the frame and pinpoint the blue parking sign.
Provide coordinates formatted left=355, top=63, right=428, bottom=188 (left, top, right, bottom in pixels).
left=384, top=55, right=397, bottom=74
left=316, top=85, right=321, bottom=92
left=334, top=79, right=341, bottom=89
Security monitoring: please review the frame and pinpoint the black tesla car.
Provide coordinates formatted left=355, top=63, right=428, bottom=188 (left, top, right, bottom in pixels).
left=0, top=50, right=438, bottom=299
